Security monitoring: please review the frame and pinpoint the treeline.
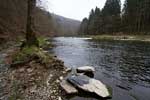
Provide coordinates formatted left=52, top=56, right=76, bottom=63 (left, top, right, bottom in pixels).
left=79, top=0, right=150, bottom=35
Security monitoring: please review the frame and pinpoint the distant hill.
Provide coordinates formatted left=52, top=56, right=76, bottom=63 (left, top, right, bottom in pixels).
left=0, top=0, right=80, bottom=43
left=52, top=14, right=81, bottom=36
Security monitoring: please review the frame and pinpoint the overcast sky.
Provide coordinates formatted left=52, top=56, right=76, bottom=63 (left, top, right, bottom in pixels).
left=45, top=0, right=125, bottom=21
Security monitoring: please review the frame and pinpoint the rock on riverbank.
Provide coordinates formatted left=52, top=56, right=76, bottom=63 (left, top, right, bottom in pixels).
left=60, top=66, right=112, bottom=99
left=68, top=75, right=111, bottom=98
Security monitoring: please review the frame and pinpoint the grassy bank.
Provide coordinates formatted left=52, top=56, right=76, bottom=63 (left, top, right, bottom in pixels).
left=90, top=35, right=150, bottom=42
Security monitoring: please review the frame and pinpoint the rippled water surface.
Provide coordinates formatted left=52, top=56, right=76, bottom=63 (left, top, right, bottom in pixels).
left=51, top=37, right=150, bottom=100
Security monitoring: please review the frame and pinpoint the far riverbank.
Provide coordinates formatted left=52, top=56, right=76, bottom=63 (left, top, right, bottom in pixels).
left=89, top=35, right=150, bottom=42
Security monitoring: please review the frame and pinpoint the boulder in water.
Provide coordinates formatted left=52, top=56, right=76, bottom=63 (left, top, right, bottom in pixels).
left=76, top=66, right=95, bottom=78
left=67, top=75, right=111, bottom=98
left=77, top=66, right=95, bottom=73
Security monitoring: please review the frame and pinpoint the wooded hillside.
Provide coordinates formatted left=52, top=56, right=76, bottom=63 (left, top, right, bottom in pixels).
left=0, top=0, right=80, bottom=43
left=52, top=14, right=80, bottom=36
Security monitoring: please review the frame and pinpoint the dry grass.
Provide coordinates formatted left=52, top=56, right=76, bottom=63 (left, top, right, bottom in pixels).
left=90, top=35, right=150, bottom=42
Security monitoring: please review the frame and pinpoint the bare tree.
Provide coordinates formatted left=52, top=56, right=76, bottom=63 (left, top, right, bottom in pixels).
left=26, top=0, right=39, bottom=47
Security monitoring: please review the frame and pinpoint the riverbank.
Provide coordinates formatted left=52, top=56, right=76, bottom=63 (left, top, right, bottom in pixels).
left=90, top=35, right=150, bottom=42
left=0, top=38, right=68, bottom=100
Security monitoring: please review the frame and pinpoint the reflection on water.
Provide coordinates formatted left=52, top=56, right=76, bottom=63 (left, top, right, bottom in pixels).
left=51, top=37, right=150, bottom=100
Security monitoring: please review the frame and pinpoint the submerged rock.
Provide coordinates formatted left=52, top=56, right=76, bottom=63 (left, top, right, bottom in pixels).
left=116, top=84, right=132, bottom=91
left=67, top=75, right=111, bottom=98
left=60, top=80, right=78, bottom=94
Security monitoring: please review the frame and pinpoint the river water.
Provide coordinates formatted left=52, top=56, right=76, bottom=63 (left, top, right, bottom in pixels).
left=51, top=37, right=150, bottom=100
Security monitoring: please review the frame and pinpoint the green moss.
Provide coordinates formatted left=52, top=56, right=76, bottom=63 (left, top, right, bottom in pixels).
left=12, top=45, right=54, bottom=67
left=11, top=36, right=54, bottom=66
left=38, top=36, right=47, bottom=47
left=107, top=85, right=113, bottom=97
left=36, top=49, right=53, bottom=64
left=37, top=36, right=51, bottom=47
left=12, top=46, right=39, bottom=62
left=0, top=59, right=3, bottom=64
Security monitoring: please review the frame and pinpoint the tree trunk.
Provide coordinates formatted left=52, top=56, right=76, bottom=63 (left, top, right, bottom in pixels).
left=26, top=0, right=39, bottom=47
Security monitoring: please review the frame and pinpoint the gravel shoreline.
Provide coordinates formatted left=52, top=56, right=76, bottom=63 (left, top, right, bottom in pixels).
left=0, top=47, right=68, bottom=100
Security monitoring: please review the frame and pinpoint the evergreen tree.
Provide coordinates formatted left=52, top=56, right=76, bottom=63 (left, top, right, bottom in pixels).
left=122, top=0, right=138, bottom=33
left=122, top=0, right=150, bottom=34
left=93, top=7, right=101, bottom=34
left=87, top=9, right=95, bottom=35
left=102, top=0, right=121, bottom=16
left=79, top=18, right=88, bottom=35
left=86, top=7, right=102, bottom=35
left=102, top=0, right=121, bottom=33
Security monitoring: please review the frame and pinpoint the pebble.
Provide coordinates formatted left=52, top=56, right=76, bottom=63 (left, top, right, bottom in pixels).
left=53, top=90, right=56, bottom=93
left=27, top=68, right=33, bottom=73
left=59, top=76, right=63, bottom=80
left=58, top=97, right=62, bottom=100
left=49, top=74, right=53, bottom=78
left=19, top=68, right=25, bottom=72
left=43, top=50, right=48, bottom=53
left=62, top=71, right=66, bottom=74
left=56, top=79, right=60, bottom=83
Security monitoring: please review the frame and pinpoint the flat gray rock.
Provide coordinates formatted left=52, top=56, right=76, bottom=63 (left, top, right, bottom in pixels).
left=60, top=80, right=78, bottom=94
left=67, top=75, right=111, bottom=98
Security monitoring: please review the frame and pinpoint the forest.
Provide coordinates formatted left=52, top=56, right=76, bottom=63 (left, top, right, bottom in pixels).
left=79, top=0, right=150, bottom=35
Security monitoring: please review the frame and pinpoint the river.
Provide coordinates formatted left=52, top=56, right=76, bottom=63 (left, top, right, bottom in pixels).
left=51, top=37, right=150, bottom=100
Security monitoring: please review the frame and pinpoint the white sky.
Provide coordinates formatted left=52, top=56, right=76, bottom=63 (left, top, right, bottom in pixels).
left=45, top=0, right=125, bottom=21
